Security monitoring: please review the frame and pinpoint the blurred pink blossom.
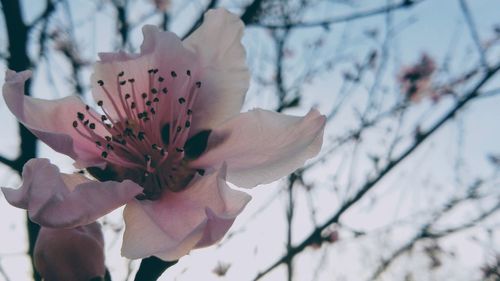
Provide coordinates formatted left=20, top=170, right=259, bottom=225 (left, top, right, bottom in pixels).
left=2, top=9, right=325, bottom=261
left=398, top=53, right=437, bottom=102
left=34, top=222, right=105, bottom=281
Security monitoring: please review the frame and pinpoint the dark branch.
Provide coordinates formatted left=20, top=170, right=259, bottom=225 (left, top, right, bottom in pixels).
left=181, top=0, right=218, bottom=39
left=458, top=0, right=488, bottom=68
left=253, top=62, right=500, bottom=280
left=0, top=1, right=40, bottom=280
left=250, top=0, right=423, bottom=29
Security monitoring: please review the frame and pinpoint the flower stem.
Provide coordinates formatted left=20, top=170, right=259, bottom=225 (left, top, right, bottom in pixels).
left=134, top=257, right=177, bottom=281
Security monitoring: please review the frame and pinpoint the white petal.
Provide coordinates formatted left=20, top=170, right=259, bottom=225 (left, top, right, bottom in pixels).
left=2, top=158, right=143, bottom=227
left=122, top=165, right=251, bottom=260
left=183, top=9, right=250, bottom=131
left=191, top=109, right=326, bottom=188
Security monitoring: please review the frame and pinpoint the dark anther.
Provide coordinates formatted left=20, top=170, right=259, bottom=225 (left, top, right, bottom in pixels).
left=186, top=70, right=191, bottom=76
left=151, top=88, right=158, bottom=94
left=185, top=121, right=191, bottom=128
left=105, top=136, right=112, bottom=141
left=184, top=130, right=211, bottom=159
left=161, top=123, right=170, bottom=145
left=137, top=112, right=143, bottom=119
left=101, top=151, right=108, bottom=158
left=138, top=132, right=145, bottom=140
left=144, top=117, right=150, bottom=122
left=158, top=76, right=164, bottom=82
left=153, top=97, right=159, bottom=103
left=84, top=120, right=90, bottom=126
left=125, top=93, right=131, bottom=99
left=89, top=123, right=96, bottom=130
left=160, top=149, right=166, bottom=156
left=119, top=80, right=126, bottom=86
left=171, top=71, right=177, bottom=78
left=187, top=109, right=193, bottom=115
left=146, top=100, right=152, bottom=106
left=131, top=102, right=136, bottom=109
left=178, top=97, right=186, bottom=104
left=85, top=105, right=90, bottom=110
left=162, top=87, right=168, bottom=94
left=128, top=78, right=135, bottom=83
left=195, top=81, right=202, bottom=88
left=97, top=80, right=104, bottom=86
left=150, top=108, right=156, bottom=115
left=97, top=100, right=104, bottom=106
left=95, top=141, right=102, bottom=146
left=142, top=93, right=148, bottom=99
left=197, top=169, right=205, bottom=176
left=144, top=154, right=151, bottom=162
left=118, top=71, right=125, bottom=77
left=148, top=69, right=154, bottom=74
left=175, top=147, right=184, bottom=153
left=153, top=69, right=158, bottom=74
left=152, top=144, right=158, bottom=150
left=101, top=115, right=107, bottom=121
left=124, top=128, right=133, bottom=136
left=176, top=126, right=181, bottom=132
left=106, top=143, right=114, bottom=150
left=72, top=121, right=78, bottom=128
left=77, top=112, right=85, bottom=121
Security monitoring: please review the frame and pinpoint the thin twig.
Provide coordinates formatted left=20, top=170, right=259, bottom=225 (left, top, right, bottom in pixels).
left=458, top=0, right=488, bottom=68
left=251, top=0, right=425, bottom=29
left=252, top=62, right=500, bottom=280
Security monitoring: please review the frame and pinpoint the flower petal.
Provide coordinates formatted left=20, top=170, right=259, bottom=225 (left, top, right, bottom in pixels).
left=3, top=70, right=105, bottom=167
left=183, top=8, right=250, bottom=131
left=34, top=222, right=106, bottom=281
left=1, top=158, right=143, bottom=228
left=191, top=109, right=326, bottom=188
left=91, top=25, right=197, bottom=121
left=122, top=165, right=251, bottom=260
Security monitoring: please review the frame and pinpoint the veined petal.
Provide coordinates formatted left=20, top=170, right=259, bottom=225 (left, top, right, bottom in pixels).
left=34, top=222, right=105, bottom=281
left=122, top=165, right=251, bottom=260
left=191, top=109, right=326, bottom=188
left=183, top=8, right=250, bottom=131
left=1, top=158, right=143, bottom=228
left=3, top=70, right=105, bottom=167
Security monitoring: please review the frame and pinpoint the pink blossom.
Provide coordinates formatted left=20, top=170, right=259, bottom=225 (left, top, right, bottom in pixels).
left=398, top=53, right=437, bottom=102
left=2, top=9, right=325, bottom=260
left=34, top=222, right=106, bottom=281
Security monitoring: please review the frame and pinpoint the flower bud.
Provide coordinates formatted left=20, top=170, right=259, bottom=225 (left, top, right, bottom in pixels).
left=34, top=222, right=105, bottom=281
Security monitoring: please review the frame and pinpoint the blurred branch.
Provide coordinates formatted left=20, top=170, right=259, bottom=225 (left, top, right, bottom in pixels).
left=0, top=261, right=10, bottom=281
left=253, top=62, right=500, bottom=280
left=241, top=0, right=264, bottom=25
left=285, top=174, right=297, bottom=281
left=113, top=0, right=129, bottom=47
left=29, top=0, right=57, bottom=29
left=181, top=0, right=218, bottom=39
left=251, top=0, right=424, bottom=29
left=370, top=186, right=500, bottom=280
left=0, top=0, right=41, bottom=280
left=458, top=0, right=488, bottom=68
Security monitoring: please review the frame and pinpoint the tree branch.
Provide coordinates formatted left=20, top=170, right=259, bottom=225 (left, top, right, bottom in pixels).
left=252, top=62, right=500, bottom=280
left=458, top=0, right=488, bottom=68
left=0, top=1, right=40, bottom=280
left=251, top=0, right=424, bottom=29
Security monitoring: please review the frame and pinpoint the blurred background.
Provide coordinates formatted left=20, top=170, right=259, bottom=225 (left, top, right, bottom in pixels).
left=0, top=0, right=499, bottom=280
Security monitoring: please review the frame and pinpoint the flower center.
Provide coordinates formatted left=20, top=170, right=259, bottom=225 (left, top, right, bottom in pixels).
left=72, top=68, right=204, bottom=199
